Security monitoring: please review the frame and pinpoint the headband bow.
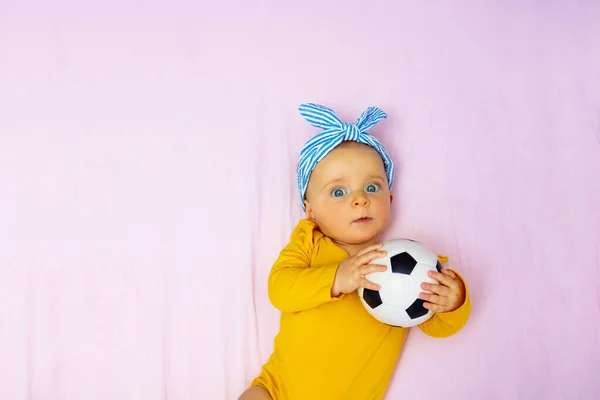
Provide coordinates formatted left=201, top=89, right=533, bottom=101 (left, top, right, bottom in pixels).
left=297, top=103, right=395, bottom=210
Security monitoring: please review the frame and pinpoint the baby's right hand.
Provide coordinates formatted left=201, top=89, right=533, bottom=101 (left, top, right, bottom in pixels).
left=331, top=244, right=387, bottom=297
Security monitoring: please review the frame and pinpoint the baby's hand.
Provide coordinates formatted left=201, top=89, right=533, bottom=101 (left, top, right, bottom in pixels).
left=419, top=269, right=466, bottom=313
left=331, top=244, right=387, bottom=297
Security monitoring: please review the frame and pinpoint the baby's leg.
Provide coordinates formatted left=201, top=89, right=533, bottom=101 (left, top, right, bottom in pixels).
left=238, top=385, right=273, bottom=400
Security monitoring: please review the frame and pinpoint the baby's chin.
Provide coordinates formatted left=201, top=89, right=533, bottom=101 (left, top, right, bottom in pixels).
left=336, top=230, right=382, bottom=247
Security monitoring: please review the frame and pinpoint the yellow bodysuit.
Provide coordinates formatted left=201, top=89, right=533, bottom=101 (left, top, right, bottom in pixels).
left=252, top=219, right=471, bottom=400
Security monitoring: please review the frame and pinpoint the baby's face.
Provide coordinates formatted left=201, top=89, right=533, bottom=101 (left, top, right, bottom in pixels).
left=304, top=141, right=392, bottom=252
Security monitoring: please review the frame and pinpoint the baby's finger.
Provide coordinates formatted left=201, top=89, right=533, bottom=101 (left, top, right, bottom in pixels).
left=419, top=292, right=446, bottom=305
left=420, top=282, right=451, bottom=297
left=361, top=278, right=381, bottom=291
left=422, top=301, right=447, bottom=313
left=356, top=243, right=384, bottom=257
left=356, top=250, right=387, bottom=266
left=441, top=269, right=457, bottom=279
left=427, top=270, right=457, bottom=289
left=358, top=264, right=387, bottom=276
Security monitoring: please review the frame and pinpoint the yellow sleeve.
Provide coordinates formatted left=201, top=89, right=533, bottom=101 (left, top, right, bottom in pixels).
left=268, top=221, right=343, bottom=313
left=417, top=257, right=472, bottom=338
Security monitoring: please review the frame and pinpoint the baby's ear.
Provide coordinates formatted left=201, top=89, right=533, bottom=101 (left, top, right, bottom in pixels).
left=304, top=200, right=316, bottom=221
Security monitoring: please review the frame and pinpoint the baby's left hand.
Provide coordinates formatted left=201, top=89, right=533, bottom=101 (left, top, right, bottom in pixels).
left=420, top=269, right=465, bottom=313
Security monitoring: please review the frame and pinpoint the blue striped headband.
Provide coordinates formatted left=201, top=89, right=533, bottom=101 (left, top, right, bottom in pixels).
left=297, top=103, right=395, bottom=210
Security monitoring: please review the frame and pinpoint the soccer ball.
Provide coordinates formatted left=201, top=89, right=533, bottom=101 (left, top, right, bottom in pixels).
left=358, top=239, right=443, bottom=328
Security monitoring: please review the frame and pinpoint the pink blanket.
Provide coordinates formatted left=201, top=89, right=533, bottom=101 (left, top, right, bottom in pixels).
left=1, top=1, right=599, bottom=399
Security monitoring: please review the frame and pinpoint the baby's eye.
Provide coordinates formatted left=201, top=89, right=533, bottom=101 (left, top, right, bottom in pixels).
left=331, top=188, right=346, bottom=197
left=366, top=183, right=380, bottom=193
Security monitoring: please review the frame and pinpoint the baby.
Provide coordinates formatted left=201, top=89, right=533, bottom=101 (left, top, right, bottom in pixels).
left=239, top=103, right=471, bottom=400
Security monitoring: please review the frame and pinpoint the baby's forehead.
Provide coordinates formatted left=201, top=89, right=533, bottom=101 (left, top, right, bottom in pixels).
left=312, top=145, right=387, bottom=179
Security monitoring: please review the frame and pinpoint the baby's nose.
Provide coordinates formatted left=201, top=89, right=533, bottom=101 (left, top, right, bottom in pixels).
left=353, top=194, right=370, bottom=207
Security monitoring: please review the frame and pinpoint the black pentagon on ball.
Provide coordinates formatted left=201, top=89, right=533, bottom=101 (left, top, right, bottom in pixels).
left=390, top=252, right=417, bottom=275
left=436, top=260, right=443, bottom=272
left=406, top=298, right=429, bottom=319
left=362, top=288, right=383, bottom=309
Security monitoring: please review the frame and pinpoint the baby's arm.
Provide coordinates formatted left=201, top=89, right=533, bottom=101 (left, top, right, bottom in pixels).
left=267, top=234, right=341, bottom=313
left=417, top=266, right=471, bottom=338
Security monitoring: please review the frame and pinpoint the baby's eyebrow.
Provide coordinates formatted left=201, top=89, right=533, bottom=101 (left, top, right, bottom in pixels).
left=321, top=175, right=386, bottom=189
left=366, top=174, right=386, bottom=181
left=321, top=178, right=345, bottom=189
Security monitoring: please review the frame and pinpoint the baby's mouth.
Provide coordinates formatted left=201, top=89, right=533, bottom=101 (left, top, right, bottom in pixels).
left=354, top=217, right=373, bottom=223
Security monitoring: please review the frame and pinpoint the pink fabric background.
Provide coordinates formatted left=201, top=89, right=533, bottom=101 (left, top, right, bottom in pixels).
left=1, top=1, right=599, bottom=399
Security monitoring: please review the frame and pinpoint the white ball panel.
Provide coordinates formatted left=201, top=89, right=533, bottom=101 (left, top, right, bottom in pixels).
left=369, top=304, right=410, bottom=327
left=410, top=263, right=440, bottom=293
left=378, top=274, right=415, bottom=307
left=405, top=241, right=438, bottom=266
left=363, top=269, right=389, bottom=286
left=379, top=239, right=411, bottom=259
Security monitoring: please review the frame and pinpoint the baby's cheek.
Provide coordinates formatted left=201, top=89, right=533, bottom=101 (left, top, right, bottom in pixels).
left=374, top=196, right=391, bottom=208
